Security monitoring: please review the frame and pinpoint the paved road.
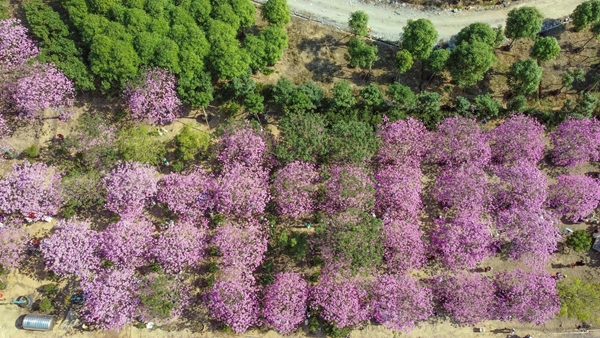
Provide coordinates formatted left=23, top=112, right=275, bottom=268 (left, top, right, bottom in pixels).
left=264, top=0, right=587, bottom=41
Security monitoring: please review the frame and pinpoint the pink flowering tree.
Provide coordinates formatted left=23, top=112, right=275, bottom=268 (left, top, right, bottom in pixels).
left=377, top=117, right=429, bottom=167
left=0, top=19, right=39, bottom=71
left=323, top=165, right=375, bottom=214
left=382, top=217, right=426, bottom=273
left=493, top=269, right=560, bottom=324
left=102, top=162, right=159, bottom=217
left=488, top=114, right=545, bottom=165
left=12, top=62, right=75, bottom=120
left=215, top=164, right=270, bottom=218
left=0, top=161, right=62, bottom=221
left=494, top=208, right=560, bottom=268
left=211, top=219, right=268, bottom=270
left=81, top=269, right=139, bottom=331
left=548, top=174, right=600, bottom=222
left=550, top=118, right=600, bottom=167
left=262, top=272, right=309, bottom=334
left=0, top=220, right=29, bottom=270
left=148, top=218, right=208, bottom=274
left=370, top=274, right=434, bottom=332
left=430, top=272, right=495, bottom=325
left=98, top=217, right=154, bottom=270
left=207, top=268, right=260, bottom=333
left=156, top=167, right=217, bottom=220
left=217, top=125, right=269, bottom=169
left=427, top=117, right=491, bottom=168
left=40, top=219, right=100, bottom=278
left=124, top=68, right=182, bottom=125
left=433, top=165, right=488, bottom=215
left=430, top=214, right=493, bottom=270
left=374, top=164, right=423, bottom=220
left=272, top=161, right=320, bottom=218
left=0, top=113, right=9, bottom=136
left=491, top=163, right=548, bottom=212
left=310, top=272, right=370, bottom=329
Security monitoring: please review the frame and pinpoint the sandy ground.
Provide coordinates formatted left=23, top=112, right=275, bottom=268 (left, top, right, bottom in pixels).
left=253, top=0, right=587, bottom=41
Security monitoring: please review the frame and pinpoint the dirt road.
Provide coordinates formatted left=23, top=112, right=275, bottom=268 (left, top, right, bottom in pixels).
left=265, top=0, right=587, bottom=42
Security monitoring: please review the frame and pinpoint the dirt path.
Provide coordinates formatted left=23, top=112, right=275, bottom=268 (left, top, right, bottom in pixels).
left=267, top=0, right=586, bottom=41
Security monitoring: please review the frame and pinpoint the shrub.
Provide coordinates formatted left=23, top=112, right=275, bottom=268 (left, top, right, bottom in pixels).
left=174, top=125, right=210, bottom=161
left=567, top=230, right=593, bottom=252
left=39, top=298, right=54, bottom=313
left=23, top=145, right=40, bottom=158
left=117, top=124, right=166, bottom=165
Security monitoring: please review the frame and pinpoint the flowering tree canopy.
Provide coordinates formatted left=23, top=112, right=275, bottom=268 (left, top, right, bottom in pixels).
left=433, top=165, right=488, bottom=215
left=488, top=114, right=545, bottom=165
left=0, top=160, right=62, bottom=221
left=211, top=220, right=268, bottom=270
left=550, top=118, right=600, bottom=167
left=272, top=161, right=319, bottom=218
left=548, top=174, right=600, bottom=222
left=102, top=162, right=159, bottom=217
left=382, top=217, right=426, bottom=273
left=491, top=163, right=548, bottom=212
left=215, top=164, right=270, bottom=218
left=81, top=269, right=139, bottom=331
left=0, top=19, right=39, bottom=71
left=217, top=125, right=269, bottom=170
left=207, top=269, right=260, bottom=333
left=431, top=272, right=495, bottom=325
left=156, top=167, right=216, bottom=220
left=98, top=217, right=154, bottom=270
left=124, top=68, right=182, bottom=125
left=148, top=218, right=208, bottom=274
left=427, top=117, right=491, bottom=167
left=377, top=117, right=429, bottom=167
left=310, top=273, right=370, bottom=328
left=374, top=164, right=423, bottom=220
left=0, top=220, right=28, bottom=270
left=41, top=218, right=100, bottom=278
left=262, top=272, right=309, bottom=334
left=493, top=269, right=560, bottom=324
left=370, top=274, right=434, bottom=332
left=323, top=165, right=375, bottom=214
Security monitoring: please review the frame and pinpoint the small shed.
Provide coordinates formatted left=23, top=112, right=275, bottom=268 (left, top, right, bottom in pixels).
left=21, top=314, right=56, bottom=331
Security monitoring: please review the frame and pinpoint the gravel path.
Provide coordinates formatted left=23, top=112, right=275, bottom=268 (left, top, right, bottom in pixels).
left=260, top=0, right=587, bottom=42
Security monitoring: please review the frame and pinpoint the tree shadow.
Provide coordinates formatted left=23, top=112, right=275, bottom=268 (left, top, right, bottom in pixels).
left=297, top=35, right=342, bottom=56
left=305, top=58, right=344, bottom=83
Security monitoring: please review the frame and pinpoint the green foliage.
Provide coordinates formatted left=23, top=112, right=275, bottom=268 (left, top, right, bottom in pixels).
left=558, top=278, right=600, bottom=323
left=229, top=0, right=256, bottom=30
left=349, top=11, right=369, bottom=37
left=275, top=113, right=329, bottom=163
left=260, top=25, right=289, bottom=66
left=39, top=298, right=54, bottom=313
left=507, top=58, right=543, bottom=96
left=207, top=261, right=219, bottom=273
left=359, top=84, right=384, bottom=108
left=447, top=41, right=496, bottom=87
left=494, top=25, right=505, bottom=47
left=211, top=3, right=240, bottom=32
left=428, top=48, right=450, bottom=74
left=43, top=283, right=59, bottom=297
left=23, top=145, right=40, bottom=159
left=89, top=34, right=140, bottom=91
left=454, top=96, right=471, bottom=115
left=271, top=77, right=297, bottom=108
left=395, top=49, right=414, bottom=74
left=171, top=160, right=184, bottom=172
left=474, top=93, right=502, bottom=119
left=211, top=213, right=226, bottom=226
left=298, top=81, right=324, bottom=111
left=508, top=95, right=528, bottom=112
left=261, top=0, right=291, bottom=26
left=244, top=34, right=268, bottom=70
left=221, top=72, right=256, bottom=101
left=137, top=273, right=180, bottom=319
left=347, top=37, right=379, bottom=70
left=0, top=0, right=8, bottom=20
left=401, top=19, right=438, bottom=61
left=413, top=90, right=443, bottom=129
left=177, top=70, right=214, bottom=108
left=244, top=92, right=265, bottom=114
left=573, top=92, right=599, bottom=119
left=567, top=230, right=593, bottom=252
left=531, top=37, right=561, bottom=63
left=328, top=120, right=378, bottom=164
left=387, top=83, right=417, bottom=110
left=117, top=124, right=166, bottom=165
left=455, top=22, right=496, bottom=47
left=561, top=69, right=585, bottom=91
left=327, top=325, right=353, bottom=338
left=572, top=0, right=599, bottom=31
left=174, top=125, right=210, bottom=161
left=505, top=6, right=544, bottom=41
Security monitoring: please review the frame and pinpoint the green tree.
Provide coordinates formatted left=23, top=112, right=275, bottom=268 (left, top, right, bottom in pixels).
left=261, top=0, right=290, bottom=26
left=275, top=113, right=329, bottom=163
left=331, top=80, right=356, bottom=111
left=447, top=41, right=496, bottom=87
left=260, top=25, right=289, bottom=66
left=395, top=49, right=414, bottom=74
left=298, top=80, right=324, bottom=111
left=581, top=21, right=600, bottom=49
left=177, top=70, right=214, bottom=108
left=508, top=95, right=528, bottom=112
left=428, top=48, right=450, bottom=74
left=359, top=84, right=384, bottom=109
left=206, top=20, right=250, bottom=79
left=329, top=120, right=378, bottom=164
left=88, top=34, right=140, bottom=91
left=271, top=77, right=297, bottom=108
left=243, top=34, right=268, bottom=70
left=413, top=91, right=443, bottom=129
left=454, top=96, right=471, bottom=116
left=558, top=278, right=600, bottom=323
left=230, top=0, right=256, bottom=30
left=507, top=58, right=543, bottom=96
left=567, top=230, right=593, bottom=252
left=174, top=124, right=209, bottom=161
left=572, top=0, right=600, bottom=31
left=349, top=11, right=369, bottom=37
left=244, top=92, right=265, bottom=114
left=189, top=0, right=211, bottom=22
left=210, top=2, right=240, bottom=32
left=505, top=7, right=544, bottom=47
left=221, top=72, right=256, bottom=101
left=531, top=36, right=561, bottom=63
left=346, top=37, right=379, bottom=71
left=474, top=93, right=502, bottom=119
left=400, top=19, right=438, bottom=61
left=573, top=92, right=599, bottom=119
left=455, top=22, right=496, bottom=47
left=494, top=25, right=505, bottom=47
left=387, top=83, right=417, bottom=110
left=560, top=69, right=585, bottom=92
left=117, top=124, right=167, bottom=165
